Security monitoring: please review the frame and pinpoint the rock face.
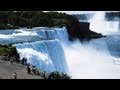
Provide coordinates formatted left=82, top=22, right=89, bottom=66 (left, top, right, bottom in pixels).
left=65, top=16, right=103, bottom=41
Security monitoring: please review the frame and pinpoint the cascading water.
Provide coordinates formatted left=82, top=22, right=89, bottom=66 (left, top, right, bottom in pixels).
left=14, top=40, right=68, bottom=73
left=89, top=11, right=120, bottom=58
left=63, top=11, right=120, bottom=79
left=1, top=11, right=120, bottom=79
left=34, top=27, right=69, bottom=44
left=89, top=11, right=119, bottom=35
left=0, top=27, right=69, bottom=74
left=14, top=27, right=69, bottom=74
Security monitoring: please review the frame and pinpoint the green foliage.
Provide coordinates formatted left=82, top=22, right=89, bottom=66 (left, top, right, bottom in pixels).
left=0, top=23, right=19, bottom=30
left=0, top=45, right=11, bottom=55
left=0, top=45, right=19, bottom=57
left=0, top=11, right=79, bottom=29
left=0, top=45, right=20, bottom=62
left=48, top=71, right=71, bottom=79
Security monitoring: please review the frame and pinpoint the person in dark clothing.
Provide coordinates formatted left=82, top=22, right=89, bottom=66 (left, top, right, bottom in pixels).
left=10, top=59, right=13, bottom=64
left=26, top=65, right=31, bottom=74
left=21, top=58, right=27, bottom=65
left=21, top=58, right=25, bottom=65
left=24, top=58, right=27, bottom=65
left=20, top=59, right=23, bottom=65
left=43, top=71, right=46, bottom=79
left=32, top=66, right=36, bottom=74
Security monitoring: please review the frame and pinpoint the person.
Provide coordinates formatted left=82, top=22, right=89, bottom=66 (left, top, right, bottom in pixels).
left=10, top=58, right=13, bottom=64
left=21, top=58, right=24, bottom=65
left=24, top=58, right=27, bottom=65
left=32, top=66, right=36, bottom=74
left=26, top=65, right=31, bottom=74
left=13, top=72, right=17, bottom=79
left=43, top=71, right=46, bottom=79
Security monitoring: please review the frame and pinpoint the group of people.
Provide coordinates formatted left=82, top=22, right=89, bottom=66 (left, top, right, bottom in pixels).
left=2, top=55, right=20, bottom=64
left=26, top=64, right=40, bottom=75
left=8, top=56, right=27, bottom=65
left=20, top=58, right=27, bottom=65
left=2, top=56, right=48, bottom=79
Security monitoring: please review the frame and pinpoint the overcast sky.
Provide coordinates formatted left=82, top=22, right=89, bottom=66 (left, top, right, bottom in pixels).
left=57, top=11, right=96, bottom=14
left=60, top=11, right=120, bottom=14
left=44, top=11, right=120, bottom=15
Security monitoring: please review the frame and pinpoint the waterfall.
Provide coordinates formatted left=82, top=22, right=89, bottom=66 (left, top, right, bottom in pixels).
left=0, top=27, right=69, bottom=44
left=1, top=13, right=120, bottom=78
left=11, top=27, right=69, bottom=74
left=14, top=40, right=68, bottom=73
left=0, top=27, right=69, bottom=74
left=14, top=23, right=120, bottom=79
left=89, top=11, right=119, bottom=35
left=35, top=27, right=69, bottom=43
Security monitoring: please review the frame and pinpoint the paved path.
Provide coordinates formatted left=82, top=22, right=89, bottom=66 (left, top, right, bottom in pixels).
left=0, top=60, right=43, bottom=79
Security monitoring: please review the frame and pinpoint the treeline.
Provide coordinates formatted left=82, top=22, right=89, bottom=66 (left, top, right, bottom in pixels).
left=0, top=11, right=75, bottom=29
left=0, top=11, right=103, bottom=40
left=105, top=12, right=120, bottom=21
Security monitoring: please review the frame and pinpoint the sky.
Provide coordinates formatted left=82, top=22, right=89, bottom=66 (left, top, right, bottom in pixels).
left=44, top=11, right=120, bottom=15
left=57, top=11, right=96, bottom=14
left=58, top=11, right=120, bottom=14
left=44, top=11, right=95, bottom=14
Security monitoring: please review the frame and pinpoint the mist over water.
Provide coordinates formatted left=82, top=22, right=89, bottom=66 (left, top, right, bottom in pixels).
left=63, top=11, right=120, bottom=79
left=63, top=39, right=120, bottom=79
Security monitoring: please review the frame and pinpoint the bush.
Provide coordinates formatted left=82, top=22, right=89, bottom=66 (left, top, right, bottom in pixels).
left=48, top=71, right=71, bottom=79
left=0, top=45, right=20, bottom=62
left=0, top=11, right=74, bottom=29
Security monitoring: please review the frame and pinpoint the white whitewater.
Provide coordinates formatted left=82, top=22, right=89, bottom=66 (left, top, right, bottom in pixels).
left=13, top=27, right=69, bottom=74
left=0, top=27, right=69, bottom=74
left=63, top=37, right=120, bottom=79
left=89, top=11, right=119, bottom=35
left=63, top=11, right=120, bottom=79
left=0, top=11, right=120, bottom=78
left=15, top=40, right=68, bottom=73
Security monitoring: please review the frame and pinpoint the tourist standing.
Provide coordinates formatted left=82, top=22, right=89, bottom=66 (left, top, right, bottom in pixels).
left=13, top=72, right=17, bottom=79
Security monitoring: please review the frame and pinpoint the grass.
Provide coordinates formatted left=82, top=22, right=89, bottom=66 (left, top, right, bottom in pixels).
left=0, top=45, right=14, bottom=56
left=0, top=47, right=10, bottom=55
